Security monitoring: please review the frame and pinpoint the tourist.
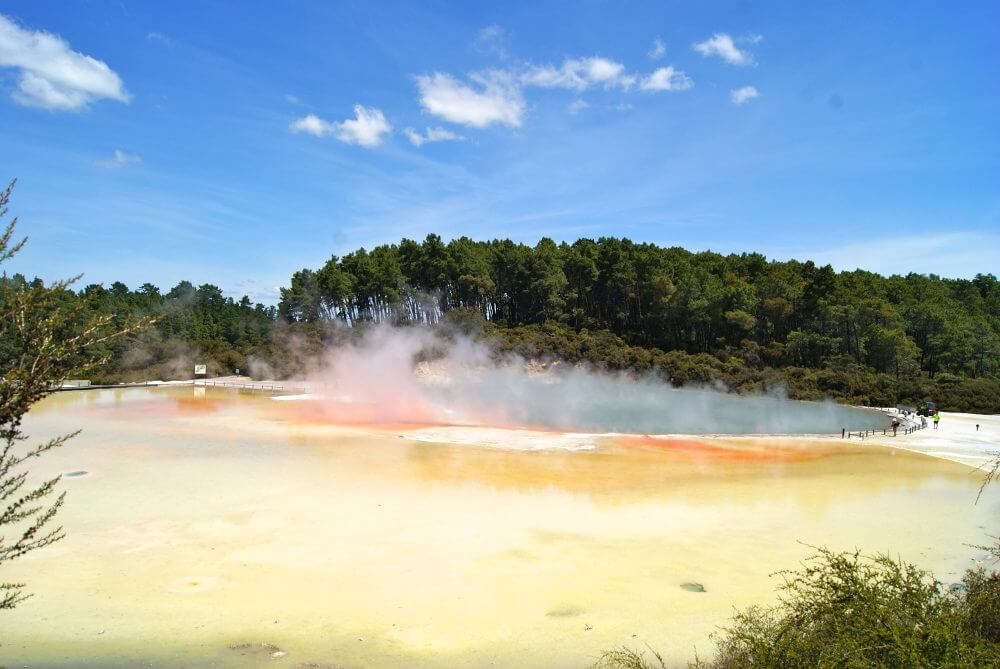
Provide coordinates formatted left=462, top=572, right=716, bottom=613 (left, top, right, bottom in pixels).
left=933, top=412, right=940, bottom=429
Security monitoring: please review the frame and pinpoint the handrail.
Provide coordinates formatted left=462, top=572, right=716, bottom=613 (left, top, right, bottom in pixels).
left=51, top=379, right=312, bottom=393
left=193, top=379, right=310, bottom=393
left=841, top=418, right=929, bottom=439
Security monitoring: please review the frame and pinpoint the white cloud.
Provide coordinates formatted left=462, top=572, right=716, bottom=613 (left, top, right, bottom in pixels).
left=285, top=93, right=301, bottom=105
left=146, top=32, right=170, bottom=46
left=648, top=37, right=666, bottom=60
left=522, top=64, right=574, bottom=89
left=405, top=126, right=464, bottom=146
left=416, top=71, right=524, bottom=128
left=337, top=106, right=392, bottom=146
left=730, top=85, right=759, bottom=105
left=523, top=56, right=636, bottom=91
left=640, top=66, right=693, bottom=92
left=95, top=149, right=141, bottom=169
left=693, top=33, right=756, bottom=66
left=290, top=105, right=392, bottom=147
left=403, top=128, right=423, bottom=145
left=474, top=24, right=508, bottom=59
left=0, top=14, right=129, bottom=110
left=290, top=113, right=329, bottom=136
left=415, top=52, right=694, bottom=130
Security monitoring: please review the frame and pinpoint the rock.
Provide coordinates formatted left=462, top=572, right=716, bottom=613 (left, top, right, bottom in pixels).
left=680, top=582, right=706, bottom=593
left=545, top=605, right=585, bottom=618
left=948, top=582, right=968, bottom=596
left=228, top=642, right=286, bottom=658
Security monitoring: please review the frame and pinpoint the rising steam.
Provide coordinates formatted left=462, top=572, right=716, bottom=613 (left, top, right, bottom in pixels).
left=301, top=326, right=885, bottom=435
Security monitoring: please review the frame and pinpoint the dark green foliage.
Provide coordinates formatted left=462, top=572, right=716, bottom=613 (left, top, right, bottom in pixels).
left=7, top=232, right=999, bottom=410
left=700, top=549, right=1000, bottom=668
left=965, top=567, right=1000, bottom=645
left=597, top=548, right=1000, bottom=669
left=271, top=235, right=1000, bottom=411
left=37, top=277, right=278, bottom=382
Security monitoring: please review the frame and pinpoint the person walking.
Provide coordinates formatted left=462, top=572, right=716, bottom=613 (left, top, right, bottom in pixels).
left=933, top=412, right=940, bottom=429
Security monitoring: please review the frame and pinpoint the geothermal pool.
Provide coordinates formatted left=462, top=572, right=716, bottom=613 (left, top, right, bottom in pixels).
left=5, top=386, right=999, bottom=668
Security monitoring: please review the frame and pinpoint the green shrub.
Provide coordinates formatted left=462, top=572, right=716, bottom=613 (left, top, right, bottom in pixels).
left=596, top=548, right=1000, bottom=669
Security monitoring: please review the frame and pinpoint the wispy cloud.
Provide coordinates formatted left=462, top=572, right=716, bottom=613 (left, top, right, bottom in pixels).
left=0, top=13, right=130, bottom=110
left=290, top=105, right=392, bottom=147
left=405, top=126, right=464, bottom=147
left=416, top=40, right=694, bottom=131
left=416, top=71, right=524, bottom=128
left=474, top=24, right=508, bottom=59
left=648, top=37, right=666, bottom=60
left=640, top=66, right=693, bottom=92
left=730, top=85, right=759, bottom=105
left=790, top=232, right=1000, bottom=279
left=146, top=31, right=171, bottom=46
left=523, top=56, right=692, bottom=95
left=522, top=57, right=636, bottom=91
left=95, top=149, right=141, bottom=169
left=229, top=278, right=282, bottom=304
left=693, top=33, right=758, bottom=66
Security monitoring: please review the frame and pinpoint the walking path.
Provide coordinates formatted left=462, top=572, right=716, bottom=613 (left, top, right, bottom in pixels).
left=865, top=412, right=999, bottom=468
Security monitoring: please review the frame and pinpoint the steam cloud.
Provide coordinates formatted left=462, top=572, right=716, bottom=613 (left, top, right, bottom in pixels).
left=302, top=326, right=885, bottom=435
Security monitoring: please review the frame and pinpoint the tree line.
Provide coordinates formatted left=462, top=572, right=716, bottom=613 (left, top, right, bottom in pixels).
left=3, top=233, right=998, bottom=412
left=278, top=234, right=1000, bottom=411
left=0, top=274, right=275, bottom=381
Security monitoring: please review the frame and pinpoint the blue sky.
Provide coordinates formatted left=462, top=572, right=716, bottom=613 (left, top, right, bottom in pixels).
left=1, top=1, right=998, bottom=303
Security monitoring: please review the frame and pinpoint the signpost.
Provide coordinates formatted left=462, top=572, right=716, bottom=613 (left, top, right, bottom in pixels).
left=194, top=364, right=207, bottom=377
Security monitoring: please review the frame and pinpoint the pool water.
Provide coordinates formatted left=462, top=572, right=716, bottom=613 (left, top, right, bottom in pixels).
left=4, top=387, right=997, bottom=668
